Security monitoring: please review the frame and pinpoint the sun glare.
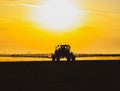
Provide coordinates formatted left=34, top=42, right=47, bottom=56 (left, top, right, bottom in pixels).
left=31, top=0, right=84, bottom=33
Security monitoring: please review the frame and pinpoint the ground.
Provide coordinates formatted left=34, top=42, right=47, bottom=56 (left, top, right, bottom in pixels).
left=0, top=60, right=120, bottom=90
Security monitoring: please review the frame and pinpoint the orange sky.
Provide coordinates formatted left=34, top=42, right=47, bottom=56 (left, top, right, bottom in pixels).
left=0, top=0, right=120, bottom=54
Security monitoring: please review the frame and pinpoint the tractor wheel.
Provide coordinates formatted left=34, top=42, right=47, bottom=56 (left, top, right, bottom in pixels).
left=70, top=52, right=75, bottom=62
left=71, top=55, right=75, bottom=62
left=67, top=55, right=70, bottom=62
left=56, top=57, right=60, bottom=62
left=52, top=55, right=55, bottom=62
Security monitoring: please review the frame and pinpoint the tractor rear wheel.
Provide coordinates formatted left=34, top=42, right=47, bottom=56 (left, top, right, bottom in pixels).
left=56, top=57, right=60, bottom=62
left=52, top=55, right=55, bottom=62
left=67, top=55, right=70, bottom=62
left=71, top=55, right=75, bottom=61
left=70, top=52, right=75, bottom=61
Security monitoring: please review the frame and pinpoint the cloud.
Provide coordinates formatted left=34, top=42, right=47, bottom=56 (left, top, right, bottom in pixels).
left=0, top=0, right=42, bottom=5
left=0, top=0, right=31, bottom=5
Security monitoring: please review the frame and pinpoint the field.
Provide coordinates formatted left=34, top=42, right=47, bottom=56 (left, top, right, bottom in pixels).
left=0, top=60, right=120, bottom=90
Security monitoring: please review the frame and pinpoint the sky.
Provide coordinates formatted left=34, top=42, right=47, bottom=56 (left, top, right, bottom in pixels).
left=0, top=0, right=120, bottom=54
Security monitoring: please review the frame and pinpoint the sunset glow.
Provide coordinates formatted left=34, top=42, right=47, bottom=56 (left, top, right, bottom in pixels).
left=0, top=0, right=120, bottom=55
left=30, top=0, right=84, bottom=33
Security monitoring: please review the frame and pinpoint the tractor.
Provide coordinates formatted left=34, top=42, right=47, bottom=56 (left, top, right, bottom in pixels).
left=52, top=45, right=75, bottom=62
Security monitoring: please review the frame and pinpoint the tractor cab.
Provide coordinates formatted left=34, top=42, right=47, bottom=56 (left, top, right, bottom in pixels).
left=55, top=45, right=70, bottom=55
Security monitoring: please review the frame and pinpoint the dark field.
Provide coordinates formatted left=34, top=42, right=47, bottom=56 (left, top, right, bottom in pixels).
left=0, top=60, right=120, bottom=90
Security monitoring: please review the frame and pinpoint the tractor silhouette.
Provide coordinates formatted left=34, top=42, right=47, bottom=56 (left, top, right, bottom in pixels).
left=52, top=45, right=75, bottom=61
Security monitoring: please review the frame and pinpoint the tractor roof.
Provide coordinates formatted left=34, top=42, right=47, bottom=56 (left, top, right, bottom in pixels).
left=58, top=45, right=70, bottom=47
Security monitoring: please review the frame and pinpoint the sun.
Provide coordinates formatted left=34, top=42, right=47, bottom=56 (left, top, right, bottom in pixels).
left=30, top=0, right=84, bottom=33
